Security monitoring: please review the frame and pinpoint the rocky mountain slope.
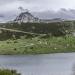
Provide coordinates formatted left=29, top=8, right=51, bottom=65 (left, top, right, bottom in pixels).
left=14, top=11, right=40, bottom=23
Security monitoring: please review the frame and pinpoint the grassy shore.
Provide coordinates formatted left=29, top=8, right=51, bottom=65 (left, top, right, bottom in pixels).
left=0, top=35, right=75, bottom=55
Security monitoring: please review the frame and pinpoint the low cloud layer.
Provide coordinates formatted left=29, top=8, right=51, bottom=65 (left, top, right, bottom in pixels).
left=0, top=0, right=75, bottom=12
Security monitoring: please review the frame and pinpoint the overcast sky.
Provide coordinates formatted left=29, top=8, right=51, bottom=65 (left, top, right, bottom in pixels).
left=0, top=0, right=75, bottom=13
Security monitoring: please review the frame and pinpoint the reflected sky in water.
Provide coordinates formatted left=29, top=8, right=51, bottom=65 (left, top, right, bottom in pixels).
left=0, top=53, right=75, bottom=75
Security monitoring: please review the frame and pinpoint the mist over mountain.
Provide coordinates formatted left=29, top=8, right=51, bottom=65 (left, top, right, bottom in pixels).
left=1, top=8, right=75, bottom=22
left=32, top=8, right=75, bottom=20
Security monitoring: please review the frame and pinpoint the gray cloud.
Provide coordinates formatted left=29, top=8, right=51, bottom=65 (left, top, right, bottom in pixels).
left=0, top=0, right=17, bottom=5
left=0, top=0, right=75, bottom=12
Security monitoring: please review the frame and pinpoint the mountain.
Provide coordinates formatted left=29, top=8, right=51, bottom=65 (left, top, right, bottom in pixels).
left=14, top=11, right=40, bottom=23
left=13, top=11, right=64, bottom=23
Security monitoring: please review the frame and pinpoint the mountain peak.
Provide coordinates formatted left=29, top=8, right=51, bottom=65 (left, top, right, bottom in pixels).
left=14, top=11, right=40, bottom=23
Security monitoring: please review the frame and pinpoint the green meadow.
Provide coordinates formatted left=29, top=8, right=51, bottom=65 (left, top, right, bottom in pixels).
left=0, top=35, right=74, bottom=55
left=0, top=21, right=74, bottom=54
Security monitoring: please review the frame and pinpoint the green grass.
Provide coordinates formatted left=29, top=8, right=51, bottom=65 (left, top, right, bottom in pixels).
left=0, top=69, right=21, bottom=75
left=0, top=21, right=74, bottom=55
left=0, top=35, right=75, bottom=54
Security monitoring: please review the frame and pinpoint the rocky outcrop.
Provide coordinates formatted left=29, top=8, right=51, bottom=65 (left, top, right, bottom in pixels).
left=14, top=11, right=40, bottom=23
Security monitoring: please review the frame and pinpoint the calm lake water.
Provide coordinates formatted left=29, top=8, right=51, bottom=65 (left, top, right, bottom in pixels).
left=0, top=53, right=75, bottom=75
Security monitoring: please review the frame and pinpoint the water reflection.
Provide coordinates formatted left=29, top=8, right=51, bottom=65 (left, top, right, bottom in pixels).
left=71, top=63, right=75, bottom=75
left=0, top=53, right=74, bottom=75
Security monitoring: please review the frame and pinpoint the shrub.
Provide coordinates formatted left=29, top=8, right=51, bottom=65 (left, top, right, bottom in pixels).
left=3, top=22, right=73, bottom=36
left=0, top=21, right=74, bottom=41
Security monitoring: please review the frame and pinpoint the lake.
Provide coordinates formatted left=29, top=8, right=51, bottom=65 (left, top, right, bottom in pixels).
left=0, top=53, right=75, bottom=75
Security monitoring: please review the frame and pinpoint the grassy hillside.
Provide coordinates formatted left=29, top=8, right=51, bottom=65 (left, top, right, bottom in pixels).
left=0, top=21, right=74, bottom=54
left=0, top=21, right=74, bottom=35
left=0, top=36, right=75, bottom=55
left=0, top=21, right=73, bottom=41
